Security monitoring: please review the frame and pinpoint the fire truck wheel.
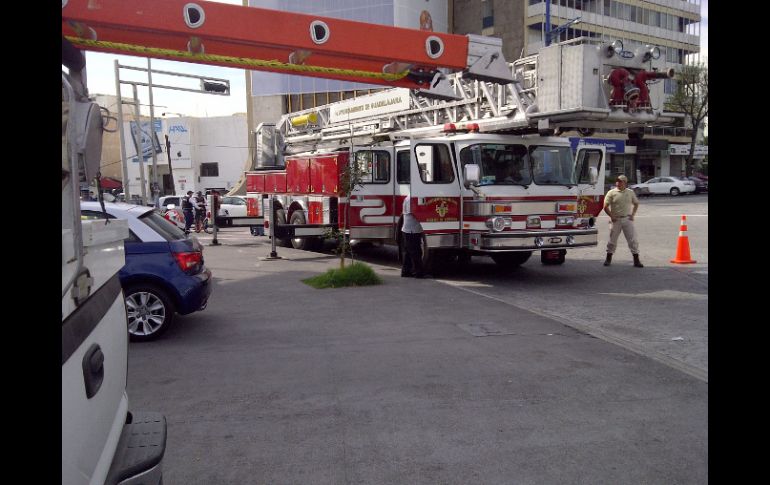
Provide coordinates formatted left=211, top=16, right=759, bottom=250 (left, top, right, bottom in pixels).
left=540, top=249, right=566, bottom=265
left=275, top=209, right=292, bottom=247
left=290, top=211, right=314, bottom=250
left=491, top=251, right=532, bottom=268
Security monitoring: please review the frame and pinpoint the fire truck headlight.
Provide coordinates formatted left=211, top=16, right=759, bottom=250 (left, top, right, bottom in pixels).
left=557, top=216, right=575, bottom=226
left=486, top=216, right=507, bottom=232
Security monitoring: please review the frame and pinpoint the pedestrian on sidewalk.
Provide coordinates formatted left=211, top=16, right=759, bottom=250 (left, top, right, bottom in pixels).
left=603, top=174, right=644, bottom=268
left=401, top=194, right=426, bottom=278
left=182, top=190, right=195, bottom=233
left=193, top=190, right=206, bottom=233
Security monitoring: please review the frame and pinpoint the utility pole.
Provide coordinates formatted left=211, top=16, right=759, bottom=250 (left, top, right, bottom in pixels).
left=132, top=84, right=148, bottom=205
left=147, top=58, right=160, bottom=204
left=164, top=134, right=175, bottom=194
left=114, top=60, right=130, bottom=201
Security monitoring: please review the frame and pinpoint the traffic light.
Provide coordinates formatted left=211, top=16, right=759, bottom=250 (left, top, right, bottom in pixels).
left=201, top=79, right=230, bottom=94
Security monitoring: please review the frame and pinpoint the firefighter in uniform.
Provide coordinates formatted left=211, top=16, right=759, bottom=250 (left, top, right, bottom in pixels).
left=603, top=174, right=643, bottom=268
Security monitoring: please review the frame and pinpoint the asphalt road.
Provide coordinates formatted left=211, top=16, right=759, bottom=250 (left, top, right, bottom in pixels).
left=126, top=193, right=707, bottom=484
left=319, top=193, right=709, bottom=381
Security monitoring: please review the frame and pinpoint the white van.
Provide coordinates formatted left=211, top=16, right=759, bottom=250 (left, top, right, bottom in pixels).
left=63, top=45, right=166, bottom=485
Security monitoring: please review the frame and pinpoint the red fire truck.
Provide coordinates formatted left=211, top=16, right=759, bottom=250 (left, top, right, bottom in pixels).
left=246, top=38, right=679, bottom=270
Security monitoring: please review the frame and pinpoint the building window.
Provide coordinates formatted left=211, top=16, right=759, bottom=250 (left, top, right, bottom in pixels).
left=200, top=162, right=219, bottom=177
left=664, top=78, right=677, bottom=95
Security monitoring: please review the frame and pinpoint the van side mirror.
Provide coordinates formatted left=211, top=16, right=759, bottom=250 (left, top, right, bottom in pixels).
left=589, top=167, right=598, bottom=185
left=464, top=164, right=480, bottom=188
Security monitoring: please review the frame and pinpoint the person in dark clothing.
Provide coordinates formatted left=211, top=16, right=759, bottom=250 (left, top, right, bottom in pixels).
left=193, top=190, right=206, bottom=232
left=401, top=194, right=426, bottom=278
left=182, top=190, right=195, bottom=233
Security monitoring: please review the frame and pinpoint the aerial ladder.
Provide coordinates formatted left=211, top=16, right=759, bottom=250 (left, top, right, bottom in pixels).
left=254, top=37, right=682, bottom=167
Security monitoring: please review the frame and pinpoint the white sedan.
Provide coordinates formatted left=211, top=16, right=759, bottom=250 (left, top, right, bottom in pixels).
left=217, top=196, right=248, bottom=218
left=630, top=176, right=696, bottom=196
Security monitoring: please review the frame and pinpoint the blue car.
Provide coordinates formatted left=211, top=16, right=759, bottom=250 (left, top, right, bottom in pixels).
left=81, top=201, right=213, bottom=341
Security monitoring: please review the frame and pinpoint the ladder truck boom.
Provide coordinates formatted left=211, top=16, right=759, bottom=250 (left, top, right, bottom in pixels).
left=263, top=37, right=682, bottom=164
left=62, top=0, right=513, bottom=91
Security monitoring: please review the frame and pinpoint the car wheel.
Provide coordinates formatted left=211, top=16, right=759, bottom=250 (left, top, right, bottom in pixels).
left=670, top=187, right=680, bottom=196
left=125, top=285, right=175, bottom=342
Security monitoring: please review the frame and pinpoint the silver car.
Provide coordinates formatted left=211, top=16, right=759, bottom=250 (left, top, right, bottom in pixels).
left=630, top=176, right=696, bottom=196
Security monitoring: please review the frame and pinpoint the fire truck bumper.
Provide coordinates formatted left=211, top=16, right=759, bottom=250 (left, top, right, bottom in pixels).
left=466, top=228, right=598, bottom=251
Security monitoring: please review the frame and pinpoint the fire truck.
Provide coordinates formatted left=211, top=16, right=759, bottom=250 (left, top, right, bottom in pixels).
left=246, top=38, right=680, bottom=270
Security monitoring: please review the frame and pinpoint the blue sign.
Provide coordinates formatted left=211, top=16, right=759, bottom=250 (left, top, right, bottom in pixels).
left=569, top=137, right=625, bottom=154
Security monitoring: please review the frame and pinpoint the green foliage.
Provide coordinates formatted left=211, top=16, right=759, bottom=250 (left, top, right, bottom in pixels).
left=335, top=154, right=369, bottom=268
left=302, top=262, right=383, bottom=289
left=664, top=63, right=708, bottom=173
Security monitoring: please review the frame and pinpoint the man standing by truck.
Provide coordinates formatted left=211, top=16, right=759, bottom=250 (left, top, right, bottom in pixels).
left=603, top=174, right=643, bottom=268
left=401, top=194, right=426, bottom=278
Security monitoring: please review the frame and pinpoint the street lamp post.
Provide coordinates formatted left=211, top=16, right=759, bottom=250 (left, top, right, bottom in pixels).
left=544, top=1, right=581, bottom=47
left=114, top=64, right=230, bottom=205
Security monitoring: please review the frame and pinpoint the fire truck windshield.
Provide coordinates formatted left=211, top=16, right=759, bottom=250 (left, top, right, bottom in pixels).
left=529, top=145, right=577, bottom=187
left=459, top=143, right=531, bottom=186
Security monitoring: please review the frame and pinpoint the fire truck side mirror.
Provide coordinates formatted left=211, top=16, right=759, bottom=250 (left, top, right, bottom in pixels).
left=464, top=164, right=480, bottom=188
left=589, top=167, right=598, bottom=185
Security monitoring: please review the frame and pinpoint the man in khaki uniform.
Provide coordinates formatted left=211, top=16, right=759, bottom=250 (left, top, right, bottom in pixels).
left=603, top=174, right=643, bottom=268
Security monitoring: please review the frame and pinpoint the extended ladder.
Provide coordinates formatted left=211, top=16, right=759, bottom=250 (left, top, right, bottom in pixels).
left=270, top=37, right=683, bottom=157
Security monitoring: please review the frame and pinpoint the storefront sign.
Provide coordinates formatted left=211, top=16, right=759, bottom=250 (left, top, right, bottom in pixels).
left=569, top=138, right=625, bottom=154
left=669, top=144, right=708, bottom=157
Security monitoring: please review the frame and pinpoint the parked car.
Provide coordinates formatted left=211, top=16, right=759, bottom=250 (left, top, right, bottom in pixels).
left=81, top=201, right=213, bottom=341
left=218, top=195, right=247, bottom=218
left=682, top=176, right=708, bottom=193
left=630, top=176, right=696, bottom=196
left=158, top=194, right=188, bottom=210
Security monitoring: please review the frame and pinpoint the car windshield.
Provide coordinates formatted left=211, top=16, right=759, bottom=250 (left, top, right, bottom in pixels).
left=140, top=209, right=188, bottom=241
left=459, top=143, right=532, bottom=186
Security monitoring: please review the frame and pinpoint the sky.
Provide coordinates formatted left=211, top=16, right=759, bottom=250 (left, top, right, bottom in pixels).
left=80, top=0, right=708, bottom=118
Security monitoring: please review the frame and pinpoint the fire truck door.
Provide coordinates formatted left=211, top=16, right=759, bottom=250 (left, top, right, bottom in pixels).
left=348, top=148, right=395, bottom=238
left=574, top=146, right=606, bottom=219
left=409, top=141, right=461, bottom=235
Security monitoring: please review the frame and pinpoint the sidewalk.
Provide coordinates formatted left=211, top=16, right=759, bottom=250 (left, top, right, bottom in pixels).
left=129, top=238, right=708, bottom=484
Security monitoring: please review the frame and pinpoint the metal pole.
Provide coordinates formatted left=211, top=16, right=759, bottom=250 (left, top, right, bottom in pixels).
left=115, top=60, right=131, bottom=200
left=147, top=58, right=160, bottom=204
left=545, top=0, right=551, bottom=46
left=164, top=134, right=175, bottom=194
left=211, top=193, right=220, bottom=246
left=266, top=196, right=280, bottom=259
left=132, top=84, right=148, bottom=205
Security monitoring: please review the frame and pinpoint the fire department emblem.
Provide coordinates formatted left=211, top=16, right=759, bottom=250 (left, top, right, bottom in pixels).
left=577, top=197, right=588, bottom=216
left=435, top=200, right=449, bottom=218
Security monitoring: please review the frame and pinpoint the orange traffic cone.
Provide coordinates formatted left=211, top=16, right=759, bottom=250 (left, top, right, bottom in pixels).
left=670, top=215, right=696, bottom=264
